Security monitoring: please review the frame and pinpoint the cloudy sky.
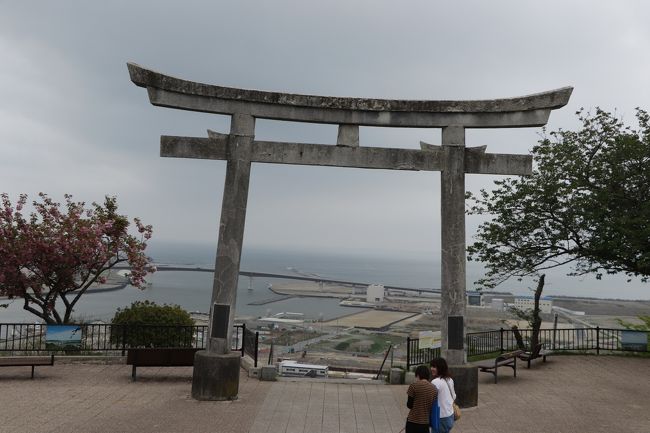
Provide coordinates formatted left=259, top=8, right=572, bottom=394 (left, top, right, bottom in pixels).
left=2, top=1, right=649, bottom=266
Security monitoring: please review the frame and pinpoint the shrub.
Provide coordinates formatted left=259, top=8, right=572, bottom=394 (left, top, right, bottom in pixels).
left=110, top=301, right=195, bottom=348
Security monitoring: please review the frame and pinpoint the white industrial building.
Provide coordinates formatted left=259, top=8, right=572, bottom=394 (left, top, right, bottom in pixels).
left=490, top=298, right=505, bottom=311
left=366, top=284, right=385, bottom=303
left=514, top=296, right=553, bottom=314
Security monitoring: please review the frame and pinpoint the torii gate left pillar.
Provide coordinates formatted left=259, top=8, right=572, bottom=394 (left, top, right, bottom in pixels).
left=191, top=113, right=254, bottom=400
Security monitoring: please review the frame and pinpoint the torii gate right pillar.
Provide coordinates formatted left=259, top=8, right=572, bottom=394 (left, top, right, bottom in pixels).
left=440, top=125, right=479, bottom=407
left=440, top=125, right=467, bottom=366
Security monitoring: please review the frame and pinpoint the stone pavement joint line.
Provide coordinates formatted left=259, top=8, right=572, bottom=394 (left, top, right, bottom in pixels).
left=1, top=356, right=649, bottom=433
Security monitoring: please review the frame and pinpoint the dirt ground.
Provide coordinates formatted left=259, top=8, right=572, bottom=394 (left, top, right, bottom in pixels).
left=323, top=309, right=416, bottom=329
left=553, top=297, right=650, bottom=316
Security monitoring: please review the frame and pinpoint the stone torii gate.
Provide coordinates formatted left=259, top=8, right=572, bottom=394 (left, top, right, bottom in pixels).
left=128, top=62, right=571, bottom=402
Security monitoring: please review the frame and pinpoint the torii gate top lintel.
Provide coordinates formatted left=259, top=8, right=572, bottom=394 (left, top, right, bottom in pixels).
left=128, top=62, right=572, bottom=128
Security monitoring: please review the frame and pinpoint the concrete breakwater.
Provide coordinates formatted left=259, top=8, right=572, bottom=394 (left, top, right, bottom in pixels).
left=248, top=295, right=293, bottom=305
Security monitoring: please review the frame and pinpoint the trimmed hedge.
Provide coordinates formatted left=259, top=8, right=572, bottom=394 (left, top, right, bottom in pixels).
left=110, top=301, right=195, bottom=348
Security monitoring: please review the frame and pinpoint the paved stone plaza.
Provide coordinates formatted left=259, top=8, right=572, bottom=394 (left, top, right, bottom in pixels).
left=1, top=356, right=648, bottom=433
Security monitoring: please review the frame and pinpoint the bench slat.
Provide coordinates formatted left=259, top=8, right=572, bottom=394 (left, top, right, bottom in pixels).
left=126, top=348, right=201, bottom=381
left=476, top=351, right=522, bottom=384
left=0, top=356, right=54, bottom=367
left=0, top=355, right=54, bottom=379
left=126, top=348, right=200, bottom=366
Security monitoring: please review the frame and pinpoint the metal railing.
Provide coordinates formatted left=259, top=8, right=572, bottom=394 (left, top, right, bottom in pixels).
left=242, top=325, right=260, bottom=367
left=406, top=336, right=441, bottom=370
left=406, top=327, right=649, bottom=368
left=466, top=327, right=649, bottom=357
left=0, top=323, right=246, bottom=356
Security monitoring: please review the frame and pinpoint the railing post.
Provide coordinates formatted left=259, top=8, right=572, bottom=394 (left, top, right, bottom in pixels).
left=241, top=323, right=246, bottom=357
left=121, top=325, right=127, bottom=356
left=596, top=326, right=600, bottom=355
left=254, top=331, right=259, bottom=368
left=500, top=328, right=504, bottom=353
left=375, top=345, right=392, bottom=380
left=406, top=336, right=411, bottom=370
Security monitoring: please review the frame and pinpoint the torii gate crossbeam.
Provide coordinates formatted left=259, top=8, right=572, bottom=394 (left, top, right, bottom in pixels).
left=127, top=62, right=572, bottom=403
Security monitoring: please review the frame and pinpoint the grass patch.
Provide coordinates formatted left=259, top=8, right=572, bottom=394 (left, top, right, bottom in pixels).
left=334, top=338, right=359, bottom=351
left=334, top=341, right=350, bottom=351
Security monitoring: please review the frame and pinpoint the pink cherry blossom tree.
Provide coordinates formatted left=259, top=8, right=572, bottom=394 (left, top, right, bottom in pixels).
left=0, top=193, right=155, bottom=324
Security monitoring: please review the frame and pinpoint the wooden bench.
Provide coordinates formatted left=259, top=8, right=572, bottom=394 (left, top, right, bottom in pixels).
left=518, top=343, right=551, bottom=368
left=477, top=350, right=522, bottom=383
left=0, top=355, right=54, bottom=378
left=126, top=348, right=201, bottom=381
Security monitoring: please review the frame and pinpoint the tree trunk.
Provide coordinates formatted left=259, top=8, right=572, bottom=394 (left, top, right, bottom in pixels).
left=530, top=274, right=545, bottom=350
left=512, top=325, right=525, bottom=350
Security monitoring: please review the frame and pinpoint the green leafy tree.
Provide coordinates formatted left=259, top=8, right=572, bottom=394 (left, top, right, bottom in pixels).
left=111, top=301, right=195, bottom=348
left=0, top=193, right=154, bottom=324
left=468, top=109, right=650, bottom=350
left=468, top=108, right=650, bottom=287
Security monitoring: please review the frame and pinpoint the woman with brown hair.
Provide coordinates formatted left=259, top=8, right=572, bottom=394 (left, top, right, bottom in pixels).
left=405, top=365, right=437, bottom=433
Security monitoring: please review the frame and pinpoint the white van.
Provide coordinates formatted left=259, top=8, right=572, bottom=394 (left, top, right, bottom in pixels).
left=279, top=360, right=328, bottom=378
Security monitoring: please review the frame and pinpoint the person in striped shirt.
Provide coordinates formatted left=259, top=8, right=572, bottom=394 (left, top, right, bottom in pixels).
left=405, top=365, right=437, bottom=433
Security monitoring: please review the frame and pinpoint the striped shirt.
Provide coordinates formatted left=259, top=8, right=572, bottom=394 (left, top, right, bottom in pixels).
left=406, top=379, right=437, bottom=424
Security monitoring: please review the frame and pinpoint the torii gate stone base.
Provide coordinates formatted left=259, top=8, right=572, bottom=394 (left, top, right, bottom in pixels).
left=128, top=62, right=572, bottom=405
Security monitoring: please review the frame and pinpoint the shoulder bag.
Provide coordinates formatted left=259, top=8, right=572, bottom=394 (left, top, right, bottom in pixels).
left=444, top=379, right=461, bottom=421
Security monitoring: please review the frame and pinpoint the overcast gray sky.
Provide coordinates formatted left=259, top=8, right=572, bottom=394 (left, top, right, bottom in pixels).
left=2, top=0, right=649, bottom=262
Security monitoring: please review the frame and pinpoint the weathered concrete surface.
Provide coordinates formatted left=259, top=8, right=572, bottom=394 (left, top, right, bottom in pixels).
left=162, top=135, right=532, bottom=175
left=440, top=125, right=467, bottom=367
left=336, top=124, right=359, bottom=147
left=128, top=62, right=572, bottom=113
left=164, top=136, right=440, bottom=170
left=148, top=88, right=558, bottom=127
left=464, top=151, right=532, bottom=175
left=191, top=350, right=241, bottom=400
left=450, top=365, right=478, bottom=408
left=161, top=134, right=228, bottom=160
left=389, top=368, right=402, bottom=385
left=191, top=114, right=255, bottom=400
left=128, top=63, right=572, bottom=127
left=259, top=365, right=278, bottom=381
left=208, top=113, right=255, bottom=354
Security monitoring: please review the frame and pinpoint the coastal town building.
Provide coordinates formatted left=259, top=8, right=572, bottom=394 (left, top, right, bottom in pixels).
left=514, top=296, right=553, bottom=314
left=366, top=284, right=385, bottom=303
left=467, top=291, right=482, bottom=306
left=490, top=298, right=505, bottom=311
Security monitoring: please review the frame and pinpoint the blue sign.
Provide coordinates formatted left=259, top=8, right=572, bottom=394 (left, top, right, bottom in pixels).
left=621, top=330, right=648, bottom=352
left=46, top=325, right=82, bottom=350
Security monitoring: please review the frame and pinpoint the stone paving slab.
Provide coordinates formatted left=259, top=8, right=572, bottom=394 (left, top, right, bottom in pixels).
left=1, top=356, right=649, bottom=433
left=392, top=355, right=650, bottom=433
left=0, top=364, right=271, bottom=433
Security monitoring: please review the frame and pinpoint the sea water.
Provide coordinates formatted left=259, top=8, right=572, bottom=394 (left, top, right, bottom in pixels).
left=1, top=246, right=433, bottom=323
left=1, top=242, right=649, bottom=323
